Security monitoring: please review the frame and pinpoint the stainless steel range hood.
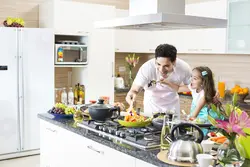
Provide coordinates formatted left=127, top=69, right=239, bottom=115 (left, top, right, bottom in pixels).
left=94, top=0, right=227, bottom=30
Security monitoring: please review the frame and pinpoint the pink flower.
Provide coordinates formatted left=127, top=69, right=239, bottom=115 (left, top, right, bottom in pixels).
left=238, top=111, right=250, bottom=128
left=216, top=111, right=248, bottom=137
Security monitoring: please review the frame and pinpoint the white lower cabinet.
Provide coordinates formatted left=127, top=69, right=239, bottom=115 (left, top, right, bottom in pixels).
left=40, top=120, right=136, bottom=167
left=136, top=159, right=158, bottom=167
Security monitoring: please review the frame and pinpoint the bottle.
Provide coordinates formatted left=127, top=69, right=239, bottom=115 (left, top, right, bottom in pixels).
left=68, top=87, right=74, bottom=106
left=61, top=87, right=68, bottom=105
left=160, top=115, right=170, bottom=151
left=74, top=84, right=78, bottom=105
left=80, top=84, right=85, bottom=104
left=78, top=86, right=83, bottom=104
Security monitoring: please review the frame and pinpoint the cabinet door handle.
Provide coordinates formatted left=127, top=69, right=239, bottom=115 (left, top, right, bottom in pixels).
left=46, top=128, right=57, bottom=133
left=87, top=145, right=104, bottom=155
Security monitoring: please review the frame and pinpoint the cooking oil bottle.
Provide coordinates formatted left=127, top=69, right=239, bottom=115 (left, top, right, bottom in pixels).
left=160, top=115, right=170, bottom=151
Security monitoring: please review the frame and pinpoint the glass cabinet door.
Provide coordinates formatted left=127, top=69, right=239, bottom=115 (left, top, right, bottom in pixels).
left=227, top=0, right=250, bottom=53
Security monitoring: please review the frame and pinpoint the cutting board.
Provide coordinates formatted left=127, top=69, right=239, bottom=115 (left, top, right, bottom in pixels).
left=157, top=150, right=198, bottom=167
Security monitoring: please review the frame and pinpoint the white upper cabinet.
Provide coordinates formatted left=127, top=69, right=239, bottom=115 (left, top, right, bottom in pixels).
left=114, top=9, right=158, bottom=53
left=39, top=0, right=115, bottom=35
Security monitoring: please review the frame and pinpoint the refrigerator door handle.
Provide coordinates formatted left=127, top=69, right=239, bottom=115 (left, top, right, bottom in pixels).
left=16, top=28, right=22, bottom=152
left=18, top=28, right=25, bottom=151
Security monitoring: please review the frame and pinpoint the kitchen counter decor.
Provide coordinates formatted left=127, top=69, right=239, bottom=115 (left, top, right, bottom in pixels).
left=125, top=53, right=139, bottom=87
left=208, top=93, right=250, bottom=166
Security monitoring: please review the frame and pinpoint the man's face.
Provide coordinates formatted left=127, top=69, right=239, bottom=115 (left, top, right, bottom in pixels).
left=155, top=57, right=175, bottom=78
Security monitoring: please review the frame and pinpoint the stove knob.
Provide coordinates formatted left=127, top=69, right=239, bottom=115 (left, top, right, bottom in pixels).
left=98, top=126, right=103, bottom=130
left=102, top=127, right=108, bottom=132
left=120, top=132, right=126, bottom=138
left=108, top=129, right=114, bottom=134
left=115, top=131, right=121, bottom=136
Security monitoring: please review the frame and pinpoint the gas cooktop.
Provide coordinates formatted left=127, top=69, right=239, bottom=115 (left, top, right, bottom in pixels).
left=77, top=120, right=161, bottom=150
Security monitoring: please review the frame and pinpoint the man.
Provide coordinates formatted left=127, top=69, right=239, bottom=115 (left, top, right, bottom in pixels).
left=126, top=43, right=191, bottom=118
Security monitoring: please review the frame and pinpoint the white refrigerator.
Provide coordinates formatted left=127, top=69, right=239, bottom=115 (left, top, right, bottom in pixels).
left=0, top=27, right=54, bottom=157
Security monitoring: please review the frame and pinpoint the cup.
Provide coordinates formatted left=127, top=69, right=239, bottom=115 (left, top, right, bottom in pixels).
left=196, top=154, right=214, bottom=167
left=201, top=140, right=214, bottom=154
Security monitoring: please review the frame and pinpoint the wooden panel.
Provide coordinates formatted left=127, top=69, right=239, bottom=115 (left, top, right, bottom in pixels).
left=114, top=91, right=144, bottom=110
left=55, top=67, right=72, bottom=89
left=178, top=53, right=250, bottom=89
left=115, top=53, right=153, bottom=87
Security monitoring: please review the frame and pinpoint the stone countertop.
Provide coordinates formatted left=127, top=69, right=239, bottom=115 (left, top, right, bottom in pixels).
left=38, top=113, right=176, bottom=167
left=38, top=113, right=250, bottom=167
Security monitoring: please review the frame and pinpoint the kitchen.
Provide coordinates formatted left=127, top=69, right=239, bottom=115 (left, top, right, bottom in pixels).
left=1, top=0, right=250, bottom=167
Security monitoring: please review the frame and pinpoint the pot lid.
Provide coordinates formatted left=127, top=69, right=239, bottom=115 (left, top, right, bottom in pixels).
left=89, top=99, right=113, bottom=109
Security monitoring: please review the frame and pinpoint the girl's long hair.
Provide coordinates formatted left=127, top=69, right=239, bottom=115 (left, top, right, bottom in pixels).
left=193, top=66, right=216, bottom=104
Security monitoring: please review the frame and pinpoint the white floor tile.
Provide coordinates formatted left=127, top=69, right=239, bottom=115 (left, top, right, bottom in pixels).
left=0, top=155, right=40, bottom=167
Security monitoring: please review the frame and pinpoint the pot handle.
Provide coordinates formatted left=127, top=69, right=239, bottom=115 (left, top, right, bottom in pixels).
left=170, top=123, right=204, bottom=143
left=110, top=107, right=120, bottom=119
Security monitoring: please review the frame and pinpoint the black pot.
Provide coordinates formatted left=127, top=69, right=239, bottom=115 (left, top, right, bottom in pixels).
left=88, top=99, right=120, bottom=122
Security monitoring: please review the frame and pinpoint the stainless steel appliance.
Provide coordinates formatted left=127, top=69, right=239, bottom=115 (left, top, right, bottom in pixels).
left=55, top=41, right=87, bottom=65
left=77, top=120, right=161, bottom=150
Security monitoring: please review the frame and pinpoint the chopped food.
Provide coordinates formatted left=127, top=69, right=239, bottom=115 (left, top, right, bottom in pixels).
left=210, top=136, right=227, bottom=144
left=124, top=108, right=147, bottom=122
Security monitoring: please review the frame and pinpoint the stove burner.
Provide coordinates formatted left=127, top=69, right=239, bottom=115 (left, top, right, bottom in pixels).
left=94, top=121, right=105, bottom=125
left=140, top=128, right=148, bottom=133
left=144, top=134, right=158, bottom=141
left=77, top=120, right=161, bottom=150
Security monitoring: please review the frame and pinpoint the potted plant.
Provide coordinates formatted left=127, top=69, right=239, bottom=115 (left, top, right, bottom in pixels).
left=208, top=93, right=250, bottom=166
left=125, top=53, right=139, bottom=87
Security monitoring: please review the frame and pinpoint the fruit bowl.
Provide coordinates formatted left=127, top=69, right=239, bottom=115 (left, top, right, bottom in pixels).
left=3, top=17, right=24, bottom=27
left=237, top=93, right=249, bottom=103
left=50, top=113, right=73, bottom=119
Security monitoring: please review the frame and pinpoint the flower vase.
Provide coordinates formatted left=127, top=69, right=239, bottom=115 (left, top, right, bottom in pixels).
left=217, top=139, right=246, bottom=167
left=128, top=70, right=133, bottom=87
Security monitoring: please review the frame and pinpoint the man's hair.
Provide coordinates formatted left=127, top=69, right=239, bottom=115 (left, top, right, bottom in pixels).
left=155, top=44, right=177, bottom=62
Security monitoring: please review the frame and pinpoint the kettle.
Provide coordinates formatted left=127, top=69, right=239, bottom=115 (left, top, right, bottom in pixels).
left=114, top=74, right=125, bottom=89
left=167, top=123, right=204, bottom=163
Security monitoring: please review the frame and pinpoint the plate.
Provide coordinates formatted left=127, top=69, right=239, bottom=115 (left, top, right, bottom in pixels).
left=117, top=119, right=152, bottom=127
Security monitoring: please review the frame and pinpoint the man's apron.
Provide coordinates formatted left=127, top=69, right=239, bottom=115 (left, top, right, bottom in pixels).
left=143, top=69, right=181, bottom=119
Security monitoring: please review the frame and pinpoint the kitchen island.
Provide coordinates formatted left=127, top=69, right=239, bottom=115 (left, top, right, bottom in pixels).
left=38, top=113, right=250, bottom=167
left=38, top=113, right=175, bottom=167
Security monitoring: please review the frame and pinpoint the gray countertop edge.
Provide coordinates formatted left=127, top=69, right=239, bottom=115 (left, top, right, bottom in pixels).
left=38, top=113, right=177, bottom=167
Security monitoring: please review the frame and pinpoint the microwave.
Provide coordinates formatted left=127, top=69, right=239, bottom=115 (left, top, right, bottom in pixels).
left=55, top=44, right=88, bottom=65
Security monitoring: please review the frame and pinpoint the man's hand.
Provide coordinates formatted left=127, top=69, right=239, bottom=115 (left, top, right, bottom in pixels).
left=126, top=91, right=136, bottom=111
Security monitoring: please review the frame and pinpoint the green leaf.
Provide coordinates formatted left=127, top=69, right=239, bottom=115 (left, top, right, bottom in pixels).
left=210, top=104, right=222, bottom=118
left=208, top=115, right=217, bottom=126
left=232, top=92, right=238, bottom=107
left=225, top=104, right=231, bottom=117
left=211, top=103, right=217, bottom=112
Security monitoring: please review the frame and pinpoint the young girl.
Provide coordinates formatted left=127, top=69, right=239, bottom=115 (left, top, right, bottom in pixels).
left=164, top=66, right=221, bottom=122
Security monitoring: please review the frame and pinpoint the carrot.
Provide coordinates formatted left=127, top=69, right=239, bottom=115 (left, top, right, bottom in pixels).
left=217, top=138, right=227, bottom=144
left=211, top=136, right=226, bottom=142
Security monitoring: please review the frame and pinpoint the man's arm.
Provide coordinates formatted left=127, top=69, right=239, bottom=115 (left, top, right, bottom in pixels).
left=126, top=84, right=143, bottom=108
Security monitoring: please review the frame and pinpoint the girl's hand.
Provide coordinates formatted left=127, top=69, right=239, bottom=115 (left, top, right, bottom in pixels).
left=213, top=92, right=220, bottom=104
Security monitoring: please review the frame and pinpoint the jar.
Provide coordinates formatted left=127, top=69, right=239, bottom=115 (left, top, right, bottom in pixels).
left=68, top=87, right=74, bottom=106
left=61, top=87, right=68, bottom=105
left=99, top=96, right=110, bottom=104
left=55, top=88, right=62, bottom=103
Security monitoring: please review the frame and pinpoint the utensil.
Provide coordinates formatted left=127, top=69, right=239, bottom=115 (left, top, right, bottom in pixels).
left=88, top=99, right=120, bottom=122
left=168, top=123, right=204, bottom=163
